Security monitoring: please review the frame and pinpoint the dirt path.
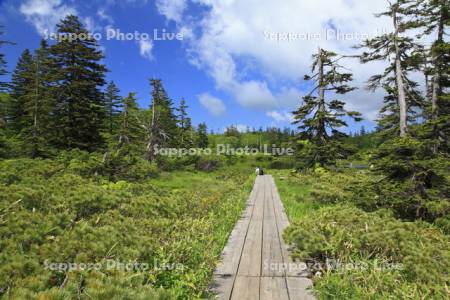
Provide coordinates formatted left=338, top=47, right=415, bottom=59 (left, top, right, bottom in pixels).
left=210, top=175, right=315, bottom=300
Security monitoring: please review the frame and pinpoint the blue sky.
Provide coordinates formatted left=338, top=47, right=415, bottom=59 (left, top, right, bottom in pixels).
left=0, top=0, right=398, bottom=134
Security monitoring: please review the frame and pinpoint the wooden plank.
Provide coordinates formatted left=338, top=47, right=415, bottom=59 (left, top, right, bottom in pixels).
left=260, top=276, right=289, bottom=300
left=262, top=176, right=285, bottom=277
left=210, top=176, right=260, bottom=299
left=286, top=277, right=316, bottom=300
left=236, top=176, right=264, bottom=276
left=230, top=276, right=260, bottom=300
left=214, top=178, right=259, bottom=276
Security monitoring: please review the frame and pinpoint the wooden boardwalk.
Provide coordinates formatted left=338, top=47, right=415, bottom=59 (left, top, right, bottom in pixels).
left=210, top=175, right=315, bottom=300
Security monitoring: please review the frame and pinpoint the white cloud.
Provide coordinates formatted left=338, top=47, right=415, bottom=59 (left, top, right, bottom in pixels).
left=231, top=80, right=277, bottom=109
left=157, top=0, right=419, bottom=121
left=20, top=0, right=77, bottom=35
left=198, top=93, right=226, bottom=116
left=97, top=8, right=114, bottom=24
left=266, top=111, right=293, bottom=123
left=83, top=16, right=102, bottom=33
left=138, top=39, right=153, bottom=60
left=155, top=0, right=187, bottom=23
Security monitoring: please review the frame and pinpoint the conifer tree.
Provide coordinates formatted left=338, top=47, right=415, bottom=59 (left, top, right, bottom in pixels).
left=360, top=126, right=367, bottom=135
left=9, top=41, right=54, bottom=156
left=197, top=122, right=208, bottom=148
left=176, top=98, right=193, bottom=147
left=413, top=0, right=449, bottom=150
left=26, top=40, right=54, bottom=157
left=0, top=94, right=8, bottom=127
left=118, top=92, right=141, bottom=146
left=0, top=93, right=11, bottom=157
left=144, top=79, right=178, bottom=160
left=50, top=15, right=107, bottom=151
left=292, top=48, right=361, bottom=167
left=9, top=49, right=33, bottom=133
left=359, top=0, right=423, bottom=137
left=225, top=125, right=240, bottom=137
left=104, top=81, right=122, bottom=134
left=376, top=77, right=423, bottom=134
left=415, top=0, right=448, bottom=119
left=0, top=25, right=13, bottom=92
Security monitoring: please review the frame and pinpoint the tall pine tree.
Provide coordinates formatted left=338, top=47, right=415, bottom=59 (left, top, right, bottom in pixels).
left=50, top=15, right=107, bottom=151
left=176, top=98, right=193, bottom=148
left=359, top=0, right=423, bottom=137
left=0, top=25, right=13, bottom=92
left=197, top=122, right=208, bottom=149
left=413, top=0, right=449, bottom=151
left=104, top=81, right=122, bottom=134
left=26, top=40, right=54, bottom=157
left=144, top=79, right=178, bottom=160
left=415, top=0, right=449, bottom=119
left=292, top=48, right=362, bottom=167
left=118, top=92, right=141, bottom=147
left=9, top=49, right=33, bottom=133
left=375, top=77, right=423, bottom=135
left=8, top=41, right=55, bottom=157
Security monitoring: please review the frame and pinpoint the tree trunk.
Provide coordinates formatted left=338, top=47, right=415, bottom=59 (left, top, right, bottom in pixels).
left=424, top=64, right=430, bottom=103
left=118, top=104, right=129, bottom=146
left=32, top=59, right=39, bottom=158
left=396, top=59, right=408, bottom=137
left=393, top=10, right=408, bottom=137
left=109, top=105, right=113, bottom=134
left=146, top=97, right=157, bottom=161
left=431, top=2, right=445, bottom=121
left=317, top=48, right=327, bottom=143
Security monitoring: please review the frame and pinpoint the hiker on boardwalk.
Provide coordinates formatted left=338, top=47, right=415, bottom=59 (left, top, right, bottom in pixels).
left=255, top=167, right=264, bottom=175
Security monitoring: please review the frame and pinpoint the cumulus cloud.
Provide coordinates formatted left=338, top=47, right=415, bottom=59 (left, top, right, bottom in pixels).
left=155, top=0, right=187, bottom=23
left=198, top=93, right=226, bottom=116
left=266, top=111, right=294, bottom=123
left=83, top=16, right=102, bottom=33
left=138, top=39, right=153, bottom=60
left=97, top=8, right=114, bottom=24
left=156, top=0, right=409, bottom=120
left=20, top=0, right=77, bottom=35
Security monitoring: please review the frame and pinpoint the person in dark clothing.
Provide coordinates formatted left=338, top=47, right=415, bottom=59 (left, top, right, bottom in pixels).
left=259, top=167, right=264, bottom=175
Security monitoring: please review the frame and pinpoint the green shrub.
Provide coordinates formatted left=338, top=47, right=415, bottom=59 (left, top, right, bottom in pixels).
left=0, top=158, right=62, bottom=185
left=269, top=158, right=294, bottom=169
left=367, top=137, right=450, bottom=222
left=295, top=140, right=358, bottom=169
left=284, top=205, right=450, bottom=299
left=156, top=155, right=199, bottom=171
left=57, top=149, right=103, bottom=177
left=0, top=158, right=252, bottom=299
left=195, top=156, right=221, bottom=172
left=101, top=151, right=159, bottom=181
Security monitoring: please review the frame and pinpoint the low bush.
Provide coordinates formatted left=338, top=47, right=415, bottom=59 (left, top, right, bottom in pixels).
left=195, top=156, right=221, bottom=172
left=284, top=205, right=450, bottom=299
left=364, top=137, right=450, bottom=222
left=0, top=158, right=253, bottom=299
left=268, top=158, right=295, bottom=169
left=294, top=140, right=358, bottom=169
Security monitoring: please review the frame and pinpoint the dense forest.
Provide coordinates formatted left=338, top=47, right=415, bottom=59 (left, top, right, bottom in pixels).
left=0, top=0, right=449, bottom=299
